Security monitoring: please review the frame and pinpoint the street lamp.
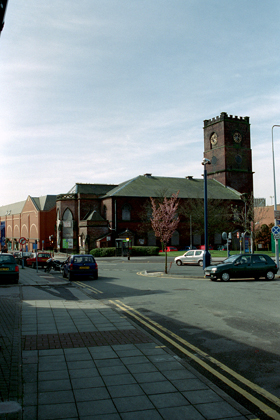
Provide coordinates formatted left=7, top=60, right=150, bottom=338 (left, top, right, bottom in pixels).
left=272, top=125, right=280, bottom=268
left=202, top=158, right=211, bottom=269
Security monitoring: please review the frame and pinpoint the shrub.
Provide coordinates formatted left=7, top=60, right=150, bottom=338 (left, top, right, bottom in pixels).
left=130, top=246, right=159, bottom=256
left=90, top=248, right=115, bottom=257
left=89, top=246, right=159, bottom=257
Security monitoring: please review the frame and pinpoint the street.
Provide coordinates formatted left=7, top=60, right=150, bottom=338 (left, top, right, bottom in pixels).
left=73, top=256, right=280, bottom=415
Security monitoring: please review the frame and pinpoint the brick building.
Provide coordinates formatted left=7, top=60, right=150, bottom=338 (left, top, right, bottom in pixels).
left=1, top=112, right=254, bottom=254
left=0, top=195, right=56, bottom=252
left=56, top=175, right=245, bottom=253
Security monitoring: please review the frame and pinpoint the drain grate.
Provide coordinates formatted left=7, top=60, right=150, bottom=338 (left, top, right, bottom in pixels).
left=22, top=328, right=153, bottom=350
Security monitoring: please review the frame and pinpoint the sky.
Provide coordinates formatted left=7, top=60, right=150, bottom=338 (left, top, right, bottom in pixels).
left=0, top=0, right=280, bottom=207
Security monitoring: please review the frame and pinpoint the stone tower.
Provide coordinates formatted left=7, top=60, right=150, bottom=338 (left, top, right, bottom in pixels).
left=203, top=112, right=253, bottom=195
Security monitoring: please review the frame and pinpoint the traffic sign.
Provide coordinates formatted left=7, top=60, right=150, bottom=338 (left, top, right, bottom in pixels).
left=19, top=237, right=26, bottom=245
left=271, top=226, right=280, bottom=235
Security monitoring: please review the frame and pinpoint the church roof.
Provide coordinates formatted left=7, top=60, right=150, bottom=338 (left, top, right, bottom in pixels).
left=83, top=210, right=105, bottom=221
left=101, top=175, right=242, bottom=200
left=67, top=183, right=117, bottom=195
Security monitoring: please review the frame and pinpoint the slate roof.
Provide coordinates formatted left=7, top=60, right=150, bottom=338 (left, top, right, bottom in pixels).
left=101, top=175, right=242, bottom=200
left=0, top=195, right=56, bottom=216
left=83, top=210, right=105, bottom=221
left=31, top=195, right=57, bottom=212
left=68, top=183, right=117, bottom=195
left=0, top=200, right=26, bottom=217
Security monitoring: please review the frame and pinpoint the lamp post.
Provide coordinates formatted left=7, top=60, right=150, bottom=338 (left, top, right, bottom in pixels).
left=272, top=125, right=280, bottom=268
left=202, top=158, right=211, bottom=269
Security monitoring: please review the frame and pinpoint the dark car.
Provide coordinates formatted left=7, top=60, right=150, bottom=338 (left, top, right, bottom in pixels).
left=0, top=254, right=19, bottom=284
left=204, top=254, right=278, bottom=282
left=13, top=251, right=33, bottom=266
left=63, top=254, right=98, bottom=281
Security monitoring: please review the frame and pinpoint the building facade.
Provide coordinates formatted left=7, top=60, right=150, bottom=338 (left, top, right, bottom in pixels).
left=55, top=175, right=245, bottom=253
left=0, top=196, right=56, bottom=252
left=1, top=113, right=254, bottom=254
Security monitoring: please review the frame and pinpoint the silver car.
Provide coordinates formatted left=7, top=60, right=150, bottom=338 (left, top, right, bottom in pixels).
left=174, top=250, right=209, bottom=267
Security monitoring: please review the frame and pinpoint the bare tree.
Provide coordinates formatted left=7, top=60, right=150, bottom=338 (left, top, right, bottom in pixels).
left=150, top=192, right=180, bottom=273
left=180, top=198, right=233, bottom=245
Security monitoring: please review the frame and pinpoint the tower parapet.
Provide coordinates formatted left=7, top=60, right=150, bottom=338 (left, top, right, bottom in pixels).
left=204, top=112, right=249, bottom=128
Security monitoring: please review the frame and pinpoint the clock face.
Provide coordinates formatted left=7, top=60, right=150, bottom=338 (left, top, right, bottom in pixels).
left=210, top=132, right=218, bottom=146
left=233, top=132, right=242, bottom=143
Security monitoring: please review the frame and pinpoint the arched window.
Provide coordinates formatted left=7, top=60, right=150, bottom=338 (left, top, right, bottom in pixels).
left=63, top=209, right=73, bottom=239
left=122, top=204, right=131, bottom=221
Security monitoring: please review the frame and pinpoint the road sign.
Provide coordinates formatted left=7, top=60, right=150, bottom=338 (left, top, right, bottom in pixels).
left=274, top=234, right=280, bottom=240
left=271, top=226, right=280, bottom=235
left=274, top=210, right=280, bottom=219
left=19, top=237, right=26, bottom=245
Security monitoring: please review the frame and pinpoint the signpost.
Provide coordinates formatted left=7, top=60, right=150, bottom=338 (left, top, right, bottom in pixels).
left=19, top=237, right=26, bottom=269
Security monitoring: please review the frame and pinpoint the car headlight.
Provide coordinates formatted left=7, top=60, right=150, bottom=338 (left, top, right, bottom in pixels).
left=211, top=267, right=217, bottom=273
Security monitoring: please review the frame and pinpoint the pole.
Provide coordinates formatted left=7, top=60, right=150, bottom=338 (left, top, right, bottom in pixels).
left=190, top=215, right=192, bottom=249
left=272, top=125, right=280, bottom=268
left=202, top=160, right=211, bottom=269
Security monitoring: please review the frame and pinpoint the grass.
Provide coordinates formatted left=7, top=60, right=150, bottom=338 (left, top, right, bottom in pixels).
left=158, top=250, right=275, bottom=258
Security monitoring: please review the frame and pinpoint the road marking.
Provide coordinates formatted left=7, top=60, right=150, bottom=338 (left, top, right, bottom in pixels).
left=111, top=299, right=280, bottom=420
left=75, top=281, right=103, bottom=294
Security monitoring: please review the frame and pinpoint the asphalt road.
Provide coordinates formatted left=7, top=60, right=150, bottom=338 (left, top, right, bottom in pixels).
left=55, top=255, right=280, bottom=418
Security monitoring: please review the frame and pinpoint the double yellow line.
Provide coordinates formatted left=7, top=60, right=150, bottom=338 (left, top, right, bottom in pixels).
left=75, top=281, right=103, bottom=295
left=111, top=299, right=280, bottom=420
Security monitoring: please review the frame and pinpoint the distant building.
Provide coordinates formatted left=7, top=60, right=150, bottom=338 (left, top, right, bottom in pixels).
left=0, top=196, right=56, bottom=252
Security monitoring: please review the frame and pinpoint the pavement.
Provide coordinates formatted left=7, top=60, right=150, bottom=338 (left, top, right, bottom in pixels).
left=0, top=266, right=259, bottom=420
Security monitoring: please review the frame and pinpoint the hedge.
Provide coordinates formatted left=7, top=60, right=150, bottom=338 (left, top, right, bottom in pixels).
left=90, top=246, right=159, bottom=257
left=90, top=248, right=116, bottom=257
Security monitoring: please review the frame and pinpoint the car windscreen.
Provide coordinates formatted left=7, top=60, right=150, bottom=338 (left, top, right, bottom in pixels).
left=222, top=255, right=240, bottom=264
left=0, top=256, right=16, bottom=264
left=73, top=257, right=94, bottom=264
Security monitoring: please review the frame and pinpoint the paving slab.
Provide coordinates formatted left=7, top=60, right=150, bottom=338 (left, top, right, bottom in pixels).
left=0, top=266, right=259, bottom=420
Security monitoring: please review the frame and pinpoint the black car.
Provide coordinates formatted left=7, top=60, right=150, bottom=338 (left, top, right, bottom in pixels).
left=63, top=254, right=98, bottom=281
left=0, top=254, right=19, bottom=284
left=204, top=254, right=278, bottom=282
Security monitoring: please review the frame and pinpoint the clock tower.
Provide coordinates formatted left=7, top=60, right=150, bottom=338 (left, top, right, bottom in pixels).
left=203, top=112, right=253, bottom=195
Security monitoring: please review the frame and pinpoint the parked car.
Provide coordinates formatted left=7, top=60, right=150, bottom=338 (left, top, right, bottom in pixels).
left=26, top=252, right=52, bottom=269
left=0, top=254, right=19, bottom=284
left=198, top=245, right=214, bottom=250
left=174, top=250, right=210, bottom=267
left=179, top=246, right=197, bottom=251
left=159, top=246, right=178, bottom=253
left=63, top=254, right=98, bottom=281
left=13, top=251, right=33, bottom=266
left=204, top=254, right=278, bottom=282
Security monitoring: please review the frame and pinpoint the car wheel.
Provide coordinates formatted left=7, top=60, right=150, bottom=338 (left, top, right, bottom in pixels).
left=265, top=271, right=275, bottom=280
left=176, top=260, right=182, bottom=266
left=221, top=272, right=230, bottom=282
left=93, top=273, right=98, bottom=280
left=198, top=260, right=203, bottom=267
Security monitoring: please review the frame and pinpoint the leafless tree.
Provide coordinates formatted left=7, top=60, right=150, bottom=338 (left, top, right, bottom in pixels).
left=150, top=192, right=180, bottom=273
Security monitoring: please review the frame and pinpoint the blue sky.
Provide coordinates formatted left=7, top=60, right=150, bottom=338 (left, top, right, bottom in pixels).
left=0, top=1, right=280, bottom=206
